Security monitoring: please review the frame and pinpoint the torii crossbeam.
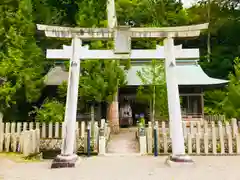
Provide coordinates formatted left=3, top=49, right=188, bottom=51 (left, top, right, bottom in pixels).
left=37, top=0, right=208, bottom=168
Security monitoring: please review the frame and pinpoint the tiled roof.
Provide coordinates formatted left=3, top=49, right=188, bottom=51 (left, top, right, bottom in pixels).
left=45, top=61, right=228, bottom=86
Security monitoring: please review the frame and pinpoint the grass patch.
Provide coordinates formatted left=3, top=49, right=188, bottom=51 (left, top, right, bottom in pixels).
left=0, top=152, right=43, bottom=163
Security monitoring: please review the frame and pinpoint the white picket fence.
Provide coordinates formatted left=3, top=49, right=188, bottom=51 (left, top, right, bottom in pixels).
left=0, top=124, right=40, bottom=157
left=143, top=119, right=240, bottom=155
left=0, top=119, right=110, bottom=154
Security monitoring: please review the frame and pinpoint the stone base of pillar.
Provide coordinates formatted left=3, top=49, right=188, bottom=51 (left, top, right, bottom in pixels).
left=51, top=154, right=79, bottom=169
left=165, top=154, right=194, bottom=167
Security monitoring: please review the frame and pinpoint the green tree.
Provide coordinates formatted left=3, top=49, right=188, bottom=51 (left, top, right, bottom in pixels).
left=0, top=0, right=45, bottom=121
left=137, top=60, right=168, bottom=121
left=33, top=99, right=65, bottom=123
left=222, top=57, right=240, bottom=120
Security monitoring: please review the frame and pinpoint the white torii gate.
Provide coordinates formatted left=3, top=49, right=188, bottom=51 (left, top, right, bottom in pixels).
left=37, top=0, right=208, bottom=168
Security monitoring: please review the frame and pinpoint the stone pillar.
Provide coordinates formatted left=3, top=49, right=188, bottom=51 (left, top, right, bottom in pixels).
left=51, top=37, right=81, bottom=168
left=163, top=37, right=193, bottom=165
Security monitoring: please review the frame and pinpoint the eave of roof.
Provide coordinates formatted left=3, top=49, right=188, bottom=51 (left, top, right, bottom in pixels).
left=45, top=61, right=228, bottom=86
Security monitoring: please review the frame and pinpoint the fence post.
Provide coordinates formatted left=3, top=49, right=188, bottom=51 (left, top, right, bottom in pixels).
left=11, top=133, right=17, bottom=152
left=139, top=126, right=147, bottom=155
left=147, top=122, right=152, bottom=154
left=23, top=131, right=30, bottom=157
left=98, top=128, right=105, bottom=155
left=226, top=122, right=233, bottom=154
left=48, top=122, right=53, bottom=138
left=231, top=118, right=238, bottom=138
left=41, top=122, right=46, bottom=138
left=204, top=133, right=208, bottom=154
left=182, top=121, right=187, bottom=139
left=163, top=133, right=168, bottom=154
left=211, top=121, right=217, bottom=154
left=55, top=122, right=59, bottom=138
left=36, top=129, right=40, bottom=153
left=153, top=122, right=158, bottom=157
left=218, top=121, right=225, bottom=154
left=236, top=134, right=240, bottom=154
left=87, top=124, right=91, bottom=157
left=4, top=133, right=10, bottom=152
left=196, top=133, right=200, bottom=154
left=94, top=121, right=99, bottom=152
left=81, top=121, right=85, bottom=138
left=0, top=115, right=3, bottom=152
left=187, top=133, right=192, bottom=154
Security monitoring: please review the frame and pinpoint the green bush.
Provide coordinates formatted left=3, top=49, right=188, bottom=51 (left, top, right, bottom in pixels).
left=34, top=99, right=65, bottom=123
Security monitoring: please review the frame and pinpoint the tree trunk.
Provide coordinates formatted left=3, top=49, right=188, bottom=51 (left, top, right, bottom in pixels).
left=90, top=104, right=95, bottom=137
left=107, top=93, right=120, bottom=134
left=152, top=85, right=156, bottom=122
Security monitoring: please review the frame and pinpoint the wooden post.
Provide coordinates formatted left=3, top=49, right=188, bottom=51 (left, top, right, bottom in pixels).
left=36, top=122, right=40, bottom=130
left=231, top=118, right=238, bottom=138
left=23, top=131, right=30, bottom=157
left=182, top=121, right=187, bottom=139
left=55, top=122, right=59, bottom=138
left=218, top=121, right=225, bottom=154
left=236, top=134, right=240, bottom=154
left=81, top=121, right=85, bottom=138
left=42, top=122, right=46, bottom=138
left=226, top=122, right=233, bottom=154
left=187, top=133, right=192, bottom=154
left=17, top=122, right=22, bottom=135
left=139, top=126, right=147, bottom=155
left=204, top=133, right=208, bottom=154
left=23, top=122, right=27, bottom=132
left=29, top=122, right=34, bottom=130
left=49, top=122, right=53, bottom=138
left=211, top=121, right=217, bottom=154
left=0, top=117, right=3, bottom=152
left=94, top=121, right=99, bottom=151
left=196, top=133, right=200, bottom=154
left=163, top=133, right=168, bottom=154
left=5, top=123, right=10, bottom=134
left=11, top=122, right=16, bottom=134
left=147, top=122, right=153, bottom=154
left=36, top=129, right=40, bottom=153
left=98, top=128, right=105, bottom=155
left=31, top=130, right=36, bottom=154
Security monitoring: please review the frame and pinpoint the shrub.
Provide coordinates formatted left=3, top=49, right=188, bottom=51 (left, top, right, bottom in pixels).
left=34, top=99, right=65, bottom=123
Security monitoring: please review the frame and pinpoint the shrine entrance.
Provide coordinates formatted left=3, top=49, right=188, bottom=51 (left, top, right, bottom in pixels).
left=37, top=0, right=209, bottom=168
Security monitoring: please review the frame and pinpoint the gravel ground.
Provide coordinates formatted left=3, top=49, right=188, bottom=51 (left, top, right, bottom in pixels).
left=1, top=155, right=240, bottom=180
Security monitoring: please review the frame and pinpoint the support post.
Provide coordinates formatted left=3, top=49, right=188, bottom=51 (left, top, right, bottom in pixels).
left=98, top=128, right=106, bottom=155
left=51, top=37, right=81, bottom=168
left=139, top=126, right=147, bottom=155
left=163, top=37, right=193, bottom=165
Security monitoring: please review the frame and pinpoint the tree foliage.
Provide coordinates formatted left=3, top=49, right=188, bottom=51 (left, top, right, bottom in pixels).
left=0, top=0, right=46, bottom=121
left=137, top=60, right=168, bottom=121
left=33, top=99, right=65, bottom=123
left=1, top=0, right=240, bottom=122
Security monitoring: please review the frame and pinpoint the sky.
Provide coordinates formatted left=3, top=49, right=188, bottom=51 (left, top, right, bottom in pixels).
left=182, top=0, right=198, bottom=8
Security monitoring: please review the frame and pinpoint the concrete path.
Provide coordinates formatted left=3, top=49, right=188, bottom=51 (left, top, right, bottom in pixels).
left=1, top=156, right=240, bottom=180
left=107, top=127, right=139, bottom=154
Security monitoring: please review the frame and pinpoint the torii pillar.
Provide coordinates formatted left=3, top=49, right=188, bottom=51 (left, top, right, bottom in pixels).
left=51, top=37, right=81, bottom=168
